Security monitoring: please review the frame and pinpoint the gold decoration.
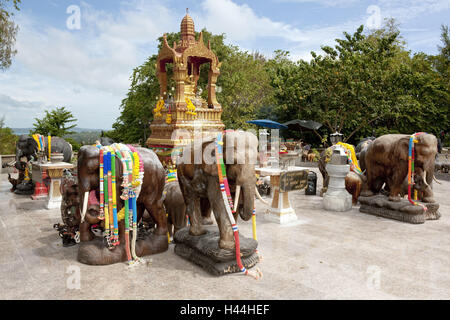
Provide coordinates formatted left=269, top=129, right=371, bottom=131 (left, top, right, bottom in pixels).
left=185, top=98, right=197, bottom=116
left=154, top=99, right=165, bottom=118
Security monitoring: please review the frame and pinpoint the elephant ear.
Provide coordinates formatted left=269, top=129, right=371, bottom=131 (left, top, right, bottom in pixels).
left=392, top=136, right=410, bottom=162
left=202, top=139, right=219, bottom=177
left=28, top=136, right=38, bottom=151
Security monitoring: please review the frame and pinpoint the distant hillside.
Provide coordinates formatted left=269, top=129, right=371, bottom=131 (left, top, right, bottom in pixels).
left=11, top=127, right=104, bottom=136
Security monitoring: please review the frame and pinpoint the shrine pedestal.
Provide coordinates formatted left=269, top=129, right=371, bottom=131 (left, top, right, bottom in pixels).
left=31, top=163, right=48, bottom=200
left=256, top=167, right=309, bottom=225
left=32, top=162, right=75, bottom=210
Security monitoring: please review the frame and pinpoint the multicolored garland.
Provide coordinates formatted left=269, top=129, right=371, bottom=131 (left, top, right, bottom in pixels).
left=408, top=133, right=427, bottom=211
left=95, top=143, right=144, bottom=264
left=214, top=132, right=261, bottom=279
left=337, top=142, right=362, bottom=174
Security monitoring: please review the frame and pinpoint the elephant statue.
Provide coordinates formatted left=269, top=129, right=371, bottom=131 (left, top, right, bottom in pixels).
left=15, top=135, right=73, bottom=170
left=76, top=144, right=168, bottom=265
left=360, top=133, right=438, bottom=203
left=318, top=145, right=366, bottom=204
left=177, top=130, right=260, bottom=251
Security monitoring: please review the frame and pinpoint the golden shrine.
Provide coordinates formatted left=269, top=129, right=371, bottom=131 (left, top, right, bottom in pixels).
left=147, top=11, right=225, bottom=163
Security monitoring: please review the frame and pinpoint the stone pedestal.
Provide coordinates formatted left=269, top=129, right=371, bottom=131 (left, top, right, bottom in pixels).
left=265, top=175, right=298, bottom=224
left=359, top=195, right=440, bottom=224
left=323, top=164, right=352, bottom=212
left=255, top=166, right=309, bottom=224
left=32, top=162, right=74, bottom=209
left=173, top=225, right=259, bottom=276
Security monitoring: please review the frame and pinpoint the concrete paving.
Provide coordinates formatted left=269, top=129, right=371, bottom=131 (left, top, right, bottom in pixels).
left=0, top=169, right=449, bottom=300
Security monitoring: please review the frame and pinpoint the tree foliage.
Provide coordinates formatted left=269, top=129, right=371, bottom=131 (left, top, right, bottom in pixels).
left=0, top=0, right=20, bottom=70
left=0, top=115, right=17, bottom=154
left=32, top=107, right=77, bottom=137
left=267, top=21, right=450, bottom=146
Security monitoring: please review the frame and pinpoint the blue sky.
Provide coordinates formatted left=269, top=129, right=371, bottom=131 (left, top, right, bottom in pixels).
left=0, top=0, right=449, bottom=129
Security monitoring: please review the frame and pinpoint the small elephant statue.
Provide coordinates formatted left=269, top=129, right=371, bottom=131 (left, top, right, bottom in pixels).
left=56, top=170, right=81, bottom=247
left=319, top=145, right=366, bottom=204
left=360, top=133, right=438, bottom=203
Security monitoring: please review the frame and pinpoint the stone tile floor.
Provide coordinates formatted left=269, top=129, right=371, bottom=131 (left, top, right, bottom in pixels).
left=0, top=169, right=449, bottom=300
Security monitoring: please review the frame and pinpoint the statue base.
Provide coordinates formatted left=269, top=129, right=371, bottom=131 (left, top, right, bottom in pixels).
left=359, top=194, right=440, bottom=224
left=14, top=181, right=35, bottom=195
left=77, top=230, right=168, bottom=265
left=173, top=225, right=259, bottom=276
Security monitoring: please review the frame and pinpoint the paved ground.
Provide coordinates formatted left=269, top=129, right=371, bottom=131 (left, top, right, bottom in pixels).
left=1, top=169, right=449, bottom=300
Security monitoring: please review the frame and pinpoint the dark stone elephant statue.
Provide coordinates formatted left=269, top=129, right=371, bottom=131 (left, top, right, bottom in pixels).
left=15, top=135, right=72, bottom=170
left=177, top=130, right=260, bottom=251
left=360, top=133, right=438, bottom=202
left=76, top=144, right=168, bottom=265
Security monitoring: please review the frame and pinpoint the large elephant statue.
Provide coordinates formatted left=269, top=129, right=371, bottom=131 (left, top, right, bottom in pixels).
left=360, top=133, right=438, bottom=203
left=177, top=130, right=259, bottom=251
left=76, top=144, right=168, bottom=265
left=15, top=135, right=72, bottom=170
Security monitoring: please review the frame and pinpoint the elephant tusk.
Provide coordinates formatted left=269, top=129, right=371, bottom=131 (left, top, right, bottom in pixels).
left=233, top=185, right=241, bottom=212
left=255, top=186, right=270, bottom=206
left=423, top=171, right=429, bottom=188
left=433, top=175, right=441, bottom=184
left=81, top=191, right=89, bottom=223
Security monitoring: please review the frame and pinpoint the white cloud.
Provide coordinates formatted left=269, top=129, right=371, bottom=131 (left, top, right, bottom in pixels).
left=378, top=0, right=450, bottom=23
left=276, top=0, right=360, bottom=7
left=197, top=0, right=309, bottom=43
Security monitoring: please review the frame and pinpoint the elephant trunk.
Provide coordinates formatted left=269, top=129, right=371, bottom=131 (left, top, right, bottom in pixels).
left=15, top=149, right=24, bottom=170
left=240, top=183, right=255, bottom=221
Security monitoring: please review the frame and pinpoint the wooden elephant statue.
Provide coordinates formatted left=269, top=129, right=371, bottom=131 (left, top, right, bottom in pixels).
left=360, top=133, right=438, bottom=203
left=76, top=144, right=168, bottom=265
left=177, top=130, right=261, bottom=251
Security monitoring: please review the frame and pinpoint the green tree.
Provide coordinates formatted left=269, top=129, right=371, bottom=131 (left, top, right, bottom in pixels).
left=0, top=0, right=20, bottom=70
left=0, top=115, right=17, bottom=154
left=32, top=107, right=77, bottom=137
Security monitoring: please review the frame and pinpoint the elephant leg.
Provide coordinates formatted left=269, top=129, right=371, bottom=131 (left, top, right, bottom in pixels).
left=207, top=181, right=234, bottom=251
left=80, top=221, right=94, bottom=242
left=200, top=198, right=213, bottom=225
left=388, top=166, right=407, bottom=202
left=135, top=197, right=169, bottom=257
left=422, top=185, right=435, bottom=203
left=145, top=198, right=167, bottom=236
